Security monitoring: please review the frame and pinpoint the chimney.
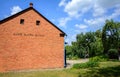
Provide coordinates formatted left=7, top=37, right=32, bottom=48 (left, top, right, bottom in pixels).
left=29, top=3, right=33, bottom=7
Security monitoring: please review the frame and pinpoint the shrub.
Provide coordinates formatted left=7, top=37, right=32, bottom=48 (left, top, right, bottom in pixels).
left=89, top=55, right=108, bottom=62
left=86, top=61, right=99, bottom=67
left=108, top=49, right=118, bottom=59
left=71, top=56, right=79, bottom=60
left=73, top=61, right=99, bottom=69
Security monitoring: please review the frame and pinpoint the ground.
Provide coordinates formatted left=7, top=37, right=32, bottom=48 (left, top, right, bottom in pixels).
left=0, top=59, right=120, bottom=77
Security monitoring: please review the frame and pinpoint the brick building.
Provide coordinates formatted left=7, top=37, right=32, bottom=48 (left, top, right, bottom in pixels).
left=0, top=3, right=66, bottom=72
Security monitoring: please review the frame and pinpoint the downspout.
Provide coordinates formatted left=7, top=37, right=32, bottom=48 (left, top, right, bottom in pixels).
left=64, top=36, right=67, bottom=68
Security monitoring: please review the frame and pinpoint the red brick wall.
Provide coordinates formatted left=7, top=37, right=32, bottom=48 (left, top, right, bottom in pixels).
left=0, top=9, right=64, bottom=72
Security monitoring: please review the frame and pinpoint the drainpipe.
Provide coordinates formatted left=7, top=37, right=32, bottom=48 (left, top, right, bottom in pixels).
left=64, top=47, right=66, bottom=67
left=64, top=37, right=67, bottom=68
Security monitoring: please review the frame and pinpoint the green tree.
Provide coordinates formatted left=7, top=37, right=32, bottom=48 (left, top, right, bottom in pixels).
left=102, top=19, right=120, bottom=54
left=94, top=29, right=103, bottom=55
left=65, top=45, right=73, bottom=59
left=76, top=33, right=87, bottom=58
left=66, top=31, right=104, bottom=58
left=76, top=32, right=97, bottom=57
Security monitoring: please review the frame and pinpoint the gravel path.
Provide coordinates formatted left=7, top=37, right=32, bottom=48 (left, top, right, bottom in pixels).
left=66, top=59, right=89, bottom=68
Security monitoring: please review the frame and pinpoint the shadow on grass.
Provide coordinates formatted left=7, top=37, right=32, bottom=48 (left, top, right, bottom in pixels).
left=79, top=65, right=120, bottom=77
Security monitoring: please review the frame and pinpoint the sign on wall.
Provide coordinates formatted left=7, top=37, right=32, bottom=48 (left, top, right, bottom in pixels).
left=13, top=33, right=44, bottom=37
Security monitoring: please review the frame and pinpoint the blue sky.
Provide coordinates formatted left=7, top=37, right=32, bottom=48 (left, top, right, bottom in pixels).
left=0, top=0, right=120, bottom=44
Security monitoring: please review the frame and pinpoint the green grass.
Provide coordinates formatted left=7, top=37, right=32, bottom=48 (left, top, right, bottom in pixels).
left=78, top=61, right=120, bottom=77
left=0, top=61, right=120, bottom=77
left=0, top=69, right=79, bottom=77
left=73, top=61, right=99, bottom=69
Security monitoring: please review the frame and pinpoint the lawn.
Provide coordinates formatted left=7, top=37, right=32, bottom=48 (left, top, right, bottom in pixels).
left=0, top=61, right=120, bottom=77
left=78, top=61, right=120, bottom=77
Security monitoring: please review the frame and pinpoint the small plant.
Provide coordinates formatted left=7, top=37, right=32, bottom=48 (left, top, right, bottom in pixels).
left=89, top=55, right=108, bottom=62
left=73, top=61, right=99, bottom=69
left=108, top=49, right=118, bottom=59
left=71, top=56, right=79, bottom=60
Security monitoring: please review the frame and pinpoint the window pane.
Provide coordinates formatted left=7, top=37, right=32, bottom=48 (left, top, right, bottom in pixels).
left=20, top=19, right=24, bottom=24
left=36, top=20, right=40, bottom=25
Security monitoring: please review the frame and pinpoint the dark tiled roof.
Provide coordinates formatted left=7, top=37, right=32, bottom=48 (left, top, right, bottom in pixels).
left=0, top=7, right=66, bottom=36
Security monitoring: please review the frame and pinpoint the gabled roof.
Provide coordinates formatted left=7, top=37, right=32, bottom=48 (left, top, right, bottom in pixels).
left=0, top=6, right=66, bottom=36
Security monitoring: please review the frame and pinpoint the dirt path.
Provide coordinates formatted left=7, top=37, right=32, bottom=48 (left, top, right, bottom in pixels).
left=66, top=59, right=89, bottom=68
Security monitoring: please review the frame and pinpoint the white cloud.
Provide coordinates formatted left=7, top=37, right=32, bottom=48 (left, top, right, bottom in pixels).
left=58, top=17, right=71, bottom=28
left=92, top=0, right=120, bottom=17
left=65, top=34, right=76, bottom=45
left=59, top=0, right=120, bottom=18
left=59, top=0, right=66, bottom=7
left=75, top=24, right=88, bottom=29
left=84, top=17, right=105, bottom=30
left=84, top=17, right=105, bottom=26
left=108, top=7, right=120, bottom=19
left=83, top=6, right=120, bottom=31
left=64, top=0, right=92, bottom=18
left=96, top=0, right=120, bottom=9
left=75, top=24, right=88, bottom=35
left=58, top=0, right=93, bottom=27
left=84, top=6, right=120, bottom=27
left=58, top=0, right=120, bottom=28
left=93, top=4, right=106, bottom=17
left=51, top=18, right=55, bottom=23
left=75, top=29, right=87, bottom=33
left=11, top=6, right=22, bottom=15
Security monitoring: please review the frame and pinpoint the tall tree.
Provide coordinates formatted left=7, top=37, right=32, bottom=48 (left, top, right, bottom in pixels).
left=102, top=20, right=120, bottom=53
left=94, top=29, right=103, bottom=55
left=76, top=32, right=97, bottom=57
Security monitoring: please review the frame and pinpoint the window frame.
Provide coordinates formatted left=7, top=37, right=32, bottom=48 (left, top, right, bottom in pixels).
left=20, top=19, right=24, bottom=24
left=36, top=20, right=40, bottom=26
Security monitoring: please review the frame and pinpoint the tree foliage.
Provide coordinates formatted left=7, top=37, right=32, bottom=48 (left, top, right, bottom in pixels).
left=66, top=31, right=103, bottom=58
left=102, top=20, right=120, bottom=53
left=66, top=19, right=120, bottom=59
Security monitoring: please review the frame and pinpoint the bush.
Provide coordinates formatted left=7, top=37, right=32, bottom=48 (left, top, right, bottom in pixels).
left=108, top=49, right=118, bottom=59
left=67, top=56, right=79, bottom=60
left=86, top=61, right=99, bottom=67
left=73, top=61, right=99, bottom=69
left=90, top=55, right=108, bottom=62
left=71, top=56, right=79, bottom=60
